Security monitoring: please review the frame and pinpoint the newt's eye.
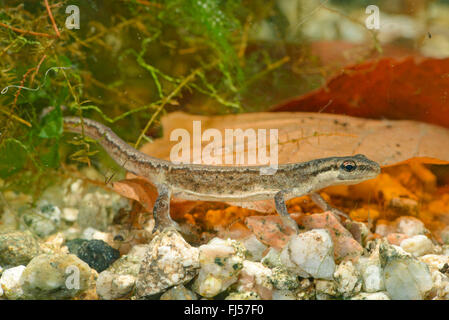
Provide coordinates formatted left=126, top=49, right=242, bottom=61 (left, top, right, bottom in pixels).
left=341, top=160, right=356, bottom=172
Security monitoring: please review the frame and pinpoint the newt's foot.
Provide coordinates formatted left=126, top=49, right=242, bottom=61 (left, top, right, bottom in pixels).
left=309, top=192, right=351, bottom=222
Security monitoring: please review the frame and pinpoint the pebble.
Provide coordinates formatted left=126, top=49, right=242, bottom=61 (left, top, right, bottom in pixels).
left=295, top=212, right=363, bottom=262
left=440, top=226, right=449, bottom=244
left=225, top=291, right=261, bottom=300
left=135, top=229, right=199, bottom=298
left=0, top=231, right=43, bottom=267
left=95, top=244, right=149, bottom=300
left=333, top=260, right=362, bottom=297
left=400, top=235, right=434, bottom=257
left=357, top=253, right=385, bottom=293
left=350, top=292, right=391, bottom=300
left=427, top=269, right=449, bottom=299
left=0, top=265, right=26, bottom=299
left=66, top=239, right=120, bottom=272
left=96, top=271, right=135, bottom=300
left=193, top=237, right=245, bottom=298
left=78, top=191, right=128, bottom=231
left=272, top=289, right=296, bottom=300
left=375, top=221, right=395, bottom=237
left=242, top=235, right=267, bottom=262
left=62, top=207, right=79, bottom=222
left=261, top=248, right=282, bottom=269
left=386, top=233, right=409, bottom=246
left=236, top=260, right=273, bottom=300
left=82, top=227, right=112, bottom=243
left=380, top=242, right=433, bottom=300
left=394, top=216, right=428, bottom=236
left=315, top=279, right=337, bottom=300
left=20, top=253, right=95, bottom=299
left=268, top=266, right=299, bottom=290
left=280, top=229, right=335, bottom=280
left=160, top=284, right=197, bottom=300
left=420, top=254, right=449, bottom=271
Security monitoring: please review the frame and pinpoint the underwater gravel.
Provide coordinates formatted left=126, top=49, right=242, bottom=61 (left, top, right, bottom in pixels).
left=2, top=171, right=449, bottom=300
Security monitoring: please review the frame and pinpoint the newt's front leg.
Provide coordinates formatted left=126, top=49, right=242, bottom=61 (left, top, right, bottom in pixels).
left=274, top=190, right=300, bottom=234
left=152, top=184, right=179, bottom=232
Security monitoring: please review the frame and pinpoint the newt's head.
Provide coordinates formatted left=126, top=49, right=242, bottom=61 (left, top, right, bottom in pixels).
left=308, top=154, right=381, bottom=191
left=335, top=154, right=381, bottom=184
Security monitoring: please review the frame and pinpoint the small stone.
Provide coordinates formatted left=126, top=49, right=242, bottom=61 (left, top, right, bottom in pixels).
left=193, top=238, right=245, bottom=298
left=67, top=239, right=120, bottom=272
left=62, top=208, right=79, bottom=222
left=272, top=289, right=296, bottom=300
left=280, top=229, right=335, bottom=280
left=236, top=260, right=273, bottom=300
left=350, top=292, right=391, bottom=300
left=386, top=233, right=409, bottom=246
left=96, top=270, right=135, bottom=300
left=427, top=269, right=449, bottom=299
left=225, top=291, right=261, bottom=300
left=109, top=244, right=149, bottom=277
left=315, top=279, right=337, bottom=300
left=242, top=235, right=267, bottom=262
left=261, top=248, right=282, bottom=269
left=440, top=226, right=449, bottom=245
left=380, top=242, right=433, bottom=300
left=356, top=247, right=385, bottom=293
left=160, top=284, right=197, bottom=300
left=394, top=216, right=427, bottom=236
left=420, top=254, right=449, bottom=271
left=22, top=212, right=57, bottom=238
left=296, top=278, right=316, bottom=300
left=294, top=212, right=363, bottom=262
left=268, top=266, right=299, bottom=290
left=0, top=231, right=43, bottom=267
left=20, top=253, right=95, bottom=299
left=95, top=244, right=149, bottom=299
left=375, top=220, right=395, bottom=237
left=135, top=229, right=199, bottom=298
left=82, top=227, right=112, bottom=243
left=400, top=235, right=434, bottom=257
left=333, top=260, right=362, bottom=297
left=38, top=202, right=61, bottom=225
left=0, top=266, right=26, bottom=299
left=78, top=191, right=128, bottom=231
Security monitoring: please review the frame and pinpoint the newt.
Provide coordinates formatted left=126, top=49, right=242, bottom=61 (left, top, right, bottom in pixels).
left=63, top=117, right=381, bottom=234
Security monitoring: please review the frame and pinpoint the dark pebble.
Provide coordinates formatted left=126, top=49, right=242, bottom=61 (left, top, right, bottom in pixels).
left=66, top=239, right=120, bottom=272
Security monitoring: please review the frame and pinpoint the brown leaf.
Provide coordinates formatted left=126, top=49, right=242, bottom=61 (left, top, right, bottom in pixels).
left=140, top=111, right=449, bottom=167
left=272, top=57, right=449, bottom=130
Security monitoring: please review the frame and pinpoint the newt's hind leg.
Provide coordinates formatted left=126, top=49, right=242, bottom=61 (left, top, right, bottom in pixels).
left=152, top=184, right=179, bottom=232
left=274, top=190, right=299, bottom=234
left=309, top=192, right=351, bottom=221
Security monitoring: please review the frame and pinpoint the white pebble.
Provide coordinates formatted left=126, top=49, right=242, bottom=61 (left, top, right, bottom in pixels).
left=350, top=292, right=390, bottom=300
left=381, top=244, right=433, bottom=300
left=62, top=207, right=79, bottom=222
left=96, top=271, right=135, bottom=300
left=400, top=235, right=433, bottom=257
left=193, top=238, right=245, bottom=298
left=420, top=254, right=449, bottom=270
left=280, top=229, right=335, bottom=280
left=395, top=216, right=427, bottom=236
left=0, top=266, right=26, bottom=299
left=242, top=235, right=267, bottom=262
left=333, top=261, right=361, bottom=297
left=236, top=260, right=273, bottom=300
left=272, top=289, right=296, bottom=300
